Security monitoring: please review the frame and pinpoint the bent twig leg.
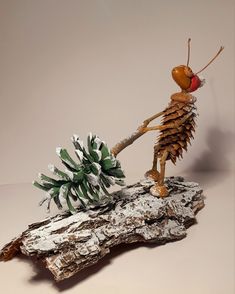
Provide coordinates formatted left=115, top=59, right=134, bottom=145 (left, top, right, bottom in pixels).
left=150, top=150, right=169, bottom=197
left=145, top=144, right=161, bottom=181
left=159, top=150, right=168, bottom=186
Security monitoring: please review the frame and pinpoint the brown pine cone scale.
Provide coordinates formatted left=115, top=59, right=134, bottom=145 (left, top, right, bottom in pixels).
left=156, top=99, right=197, bottom=164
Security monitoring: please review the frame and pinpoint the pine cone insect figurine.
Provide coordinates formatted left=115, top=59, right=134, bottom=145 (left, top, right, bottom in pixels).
left=145, top=39, right=223, bottom=197
left=112, top=39, right=223, bottom=198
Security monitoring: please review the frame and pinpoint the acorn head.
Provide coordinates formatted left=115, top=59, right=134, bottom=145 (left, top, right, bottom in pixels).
left=172, top=65, right=202, bottom=93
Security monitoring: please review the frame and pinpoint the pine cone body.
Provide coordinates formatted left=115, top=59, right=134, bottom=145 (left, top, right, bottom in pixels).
left=156, top=95, right=197, bottom=164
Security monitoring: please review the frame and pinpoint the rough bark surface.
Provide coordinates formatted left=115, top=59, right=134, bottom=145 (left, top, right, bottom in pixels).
left=0, top=177, right=204, bottom=281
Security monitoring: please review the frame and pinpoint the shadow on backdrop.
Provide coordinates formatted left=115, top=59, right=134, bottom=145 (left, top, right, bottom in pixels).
left=183, top=127, right=235, bottom=187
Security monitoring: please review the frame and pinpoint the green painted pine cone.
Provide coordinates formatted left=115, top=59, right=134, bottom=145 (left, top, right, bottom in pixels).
left=33, top=133, right=125, bottom=214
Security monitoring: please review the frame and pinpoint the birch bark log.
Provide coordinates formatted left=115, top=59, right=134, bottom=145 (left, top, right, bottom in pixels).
left=0, top=177, right=204, bottom=281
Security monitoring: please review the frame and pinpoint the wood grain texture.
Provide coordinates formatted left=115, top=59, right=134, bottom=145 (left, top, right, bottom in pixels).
left=0, top=177, right=204, bottom=281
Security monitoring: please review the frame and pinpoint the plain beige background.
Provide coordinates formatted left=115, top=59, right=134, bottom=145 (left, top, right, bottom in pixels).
left=0, top=0, right=234, bottom=293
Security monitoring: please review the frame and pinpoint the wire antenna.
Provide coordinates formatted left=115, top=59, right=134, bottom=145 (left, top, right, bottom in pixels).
left=186, top=38, right=191, bottom=66
left=196, top=46, right=224, bottom=74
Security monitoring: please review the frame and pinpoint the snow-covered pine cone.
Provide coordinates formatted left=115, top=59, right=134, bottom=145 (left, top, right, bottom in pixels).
left=33, top=133, right=125, bottom=214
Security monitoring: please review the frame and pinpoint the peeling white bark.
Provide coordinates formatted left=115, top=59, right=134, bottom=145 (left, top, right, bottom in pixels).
left=0, top=177, right=204, bottom=281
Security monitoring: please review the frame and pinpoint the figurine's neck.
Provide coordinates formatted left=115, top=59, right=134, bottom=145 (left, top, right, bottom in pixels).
left=171, top=91, right=196, bottom=104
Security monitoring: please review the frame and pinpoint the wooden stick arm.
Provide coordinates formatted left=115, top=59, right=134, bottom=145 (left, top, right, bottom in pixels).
left=111, top=109, right=193, bottom=157
left=111, top=129, right=147, bottom=156
left=142, top=111, right=165, bottom=127
left=111, top=110, right=164, bottom=156
left=144, top=113, right=191, bottom=132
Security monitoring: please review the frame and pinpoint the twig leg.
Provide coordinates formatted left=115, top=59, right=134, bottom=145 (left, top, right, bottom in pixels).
left=150, top=150, right=169, bottom=197
left=145, top=144, right=160, bottom=181
left=159, top=151, right=168, bottom=185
